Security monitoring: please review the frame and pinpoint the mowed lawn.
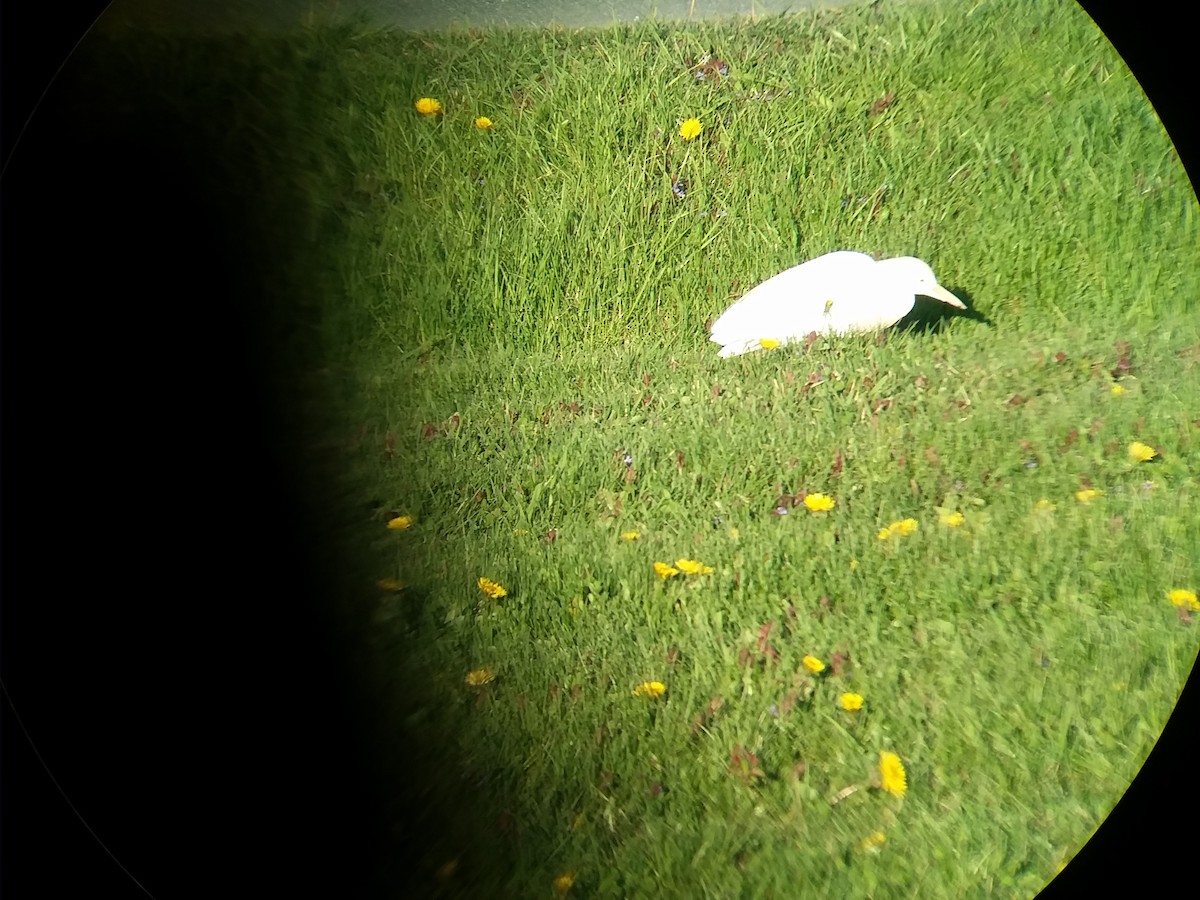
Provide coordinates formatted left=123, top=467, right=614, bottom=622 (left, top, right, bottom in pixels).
left=76, top=1, right=1200, bottom=895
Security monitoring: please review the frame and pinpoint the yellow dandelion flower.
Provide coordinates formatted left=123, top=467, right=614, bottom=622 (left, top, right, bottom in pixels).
left=1168, top=589, right=1199, bottom=611
left=474, top=116, right=494, bottom=129
left=859, top=831, right=887, bottom=851
left=376, top=577, right=405, bottom=592
left=840, top=692, right=864, bottom=711
left=1033, top=499, right=1056, bottom=513
left=728, top=527, right=740, bottom=540
left=878, top=518, right=918, bottom=540
left=1110, top=383, right=1126, bottom=396
left=1074, top=489, right=1102, bottom=504
left=804, top=493, right=836, bottom=512
left=1128, top=441, right=1158, bottom=463
left=759, top=338, right=780, bottom=350
left=620, top=530, right=640, bottom=541
left=478, top=577, right=508, bottom=599
left=465, top=667, right=496, bottom=686
left=879, top=751, right=907, bottom=797
left=803, top=655, right=826, bottom=674
left=654, top=561, right=681, bottom=579
left=938, top=511, right=965, bottom=528
left=675, top=558, right=714, bottom=575
left=633, top=681, right=666, bottom=699
left=554, top=873, right=575, bottom=895
left=415, top=97, right=443, bottom=116
left=678, top=117, right=702, bottom=141
left=849, top=559, right=859, bottom=570
left=387, top=514, right=415, bottom=530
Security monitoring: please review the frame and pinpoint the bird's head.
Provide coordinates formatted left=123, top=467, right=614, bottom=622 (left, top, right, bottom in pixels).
left=885, top=257, right=967, bottom=309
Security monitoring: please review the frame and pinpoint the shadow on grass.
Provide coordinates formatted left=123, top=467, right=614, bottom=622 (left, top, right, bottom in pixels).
left=1, top=24, right=511, bottom=898
left=897, top=286, right=992, bottom=335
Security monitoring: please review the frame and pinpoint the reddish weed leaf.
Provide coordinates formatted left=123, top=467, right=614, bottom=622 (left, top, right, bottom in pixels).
left=676, top=450, right=685, bottom=471
left=689, top=697, right=722, bottom=735
left=545, top=528, right=557, bottom=544
left=914, top=374, right=929, bottom=390
left=421, top=423, right=437, bottom=439
left=1062, top=428, right=1079, bottom=451
left=756, top=622, right=779, bottom=662
left=804, top=331, right=819, bottom=351
left=1088, top=417, right=1103, bottom=437
left=832, top=450, right=844, bottom=476
left=448, top=414, right=460, bottom=428
left=868, top=91, right=896, bottom=117
left=779, top=691, right=798, bottom=717
left=1176, top=344, right=1200, bottom=364
left=925, top=447, right=940, bottom=466
left=757, top=621, right=774, bottom=650
left=642, top=393, right=654, bottom=407
left=1008, top=394, right=1026, bottom=406
left=711, top=381, right=722, bottom=399
left=730, top=747, right=765, bottom=783
left=642, top=373, right=652, bottom=386
left=1054, top=351, right=1067, bottom=363
left=497, top=810, right=519, bottom=842
left=666, top=647, right=680, bottom=667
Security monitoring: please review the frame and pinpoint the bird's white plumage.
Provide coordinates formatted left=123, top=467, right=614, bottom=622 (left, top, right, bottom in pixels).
left=710, top=251, right=965, bottom=357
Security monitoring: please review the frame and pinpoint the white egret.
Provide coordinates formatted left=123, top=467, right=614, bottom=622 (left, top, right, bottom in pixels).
left=709, top=251, right=966, bottom=358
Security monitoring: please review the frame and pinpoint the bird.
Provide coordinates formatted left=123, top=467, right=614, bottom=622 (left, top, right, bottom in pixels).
left=709, top=250, right=967, bottom=358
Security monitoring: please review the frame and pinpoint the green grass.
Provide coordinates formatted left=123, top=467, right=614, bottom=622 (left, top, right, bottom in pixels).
left=78, top=1, right=1200, bottom=896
